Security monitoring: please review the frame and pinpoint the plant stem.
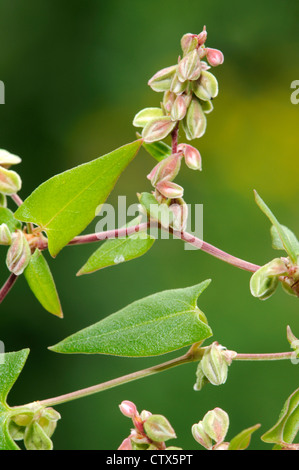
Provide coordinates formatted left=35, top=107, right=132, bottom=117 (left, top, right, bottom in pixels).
left=234, top=352, right=294, bottom=361
left=35, top=347, right=294, bottom=408
left=167, top=226, right=261, bottom=273
left=0, top=273, right=18, bottom=304
left=68, top=222, right=150, bottom=246
left=37, top=350, right=194, bottom=407
left=10, top=194, right=33, bottom=234
left=171, top=123, right=179, bottom=153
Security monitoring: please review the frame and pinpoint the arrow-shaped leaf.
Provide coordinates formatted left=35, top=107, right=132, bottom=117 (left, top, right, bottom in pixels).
left=24, top=249, right=63, bottom=317
left=15, top=140, right=142, bottom=257
left=49, top=281, right=213, bottom=357
left=0, top=349, right=30, bottom=450
left=254, top=191, right=297, bottom=263
left=228, top=424, right=261, bottom=450
left=77, top=216, right=155, bottom=275
left=261, top=387, right=299, bottom=446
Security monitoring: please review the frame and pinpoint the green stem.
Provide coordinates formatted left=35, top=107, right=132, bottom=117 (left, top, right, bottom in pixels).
left=34, top=348, right=294, bottom=408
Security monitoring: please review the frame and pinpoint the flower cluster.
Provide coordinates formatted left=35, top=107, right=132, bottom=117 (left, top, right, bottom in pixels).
left=0, top=149, right=22, bottom=207
left=135, top=28, right=223, bottom=230
left=192, top=408, right=230, bottom=450
left=118, top=400, right=178, bottom=450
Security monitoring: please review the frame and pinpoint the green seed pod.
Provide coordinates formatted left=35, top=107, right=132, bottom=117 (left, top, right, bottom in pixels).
left=0, top=149, right=22, bottom=168
left=133, top=107, right=164, bottom=128
left=202, top=408, right=229, bottom=445
left=170, top=95, right=188, bottom=121
left=192, top=421, right=213, bottom=449
left=142, top=116, right=176, bottom=143
left=177, top=49, right=201, bottom=82
left=6, top=229, right=31, bottom=275
left=184, top=97, right=207, bottom=140
left=0, top=223, right=12, bottom=245
left=180, top=33, right=198, bottom=56
left=0, top=166, right=22, bottom=195
left=143, top=414, right=176, bottom=443
left=170, top=73, right=188, bottom=95
left=193, top=362, right=209, bottom=391
left=192, top=70, right=219, bottom=101
left=200, top=342, right=229, bottom=386
left=24, top=421, right=53, bottom=451
left=250, top=258, right=288, bottom=300
left=148, top=65, right=177, bottom=92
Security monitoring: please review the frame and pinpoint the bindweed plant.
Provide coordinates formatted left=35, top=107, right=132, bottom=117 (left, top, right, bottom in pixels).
left=0, top=27, right=298, bottom=451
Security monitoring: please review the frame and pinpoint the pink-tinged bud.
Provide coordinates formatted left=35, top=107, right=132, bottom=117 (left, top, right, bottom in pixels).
left=169, top=198, right=188, bottom=231
left=6, top=230, right=31, bottom=275
left=147, top=153, right=182, bottom=186
left=206, top=48, right=224, bottom=67
left=200, top=61, right=211, bottom=71
left=148, top=65, right=177, bottom=92
left=192, top=421, right=213, bottom=449
left=184, top=97, right=207, bottom=140
left=197, top=46, right=207, bottom=59
left=140, top=410, right=152, bottom=421
left=170, top=95, right=187, bottom=121
left=119, top=400, right=138, bottom=418
left=143, top=414, right=176, bottom=443
left=156, top=180, right=184, bottom=199
left=180, top=33, right=198, bottom=56
left=0, top=223, right=12, bottom=245
left=163, top=91, right=176, bottom=113
left=202, top=408, right=229, bottom=445
left=170, top=73, right=188, bottom=95
left=178, top=143, right=202, bottom=170
left=142, top=117, right=176, bottom=143
left=118, top=436, right=133, bottom=450
left=197, top=26, right=208, bottom=46
left=192, top=70, right=219, bottom=101
left=177, top=50, right=201, bottom=82
left=133, top=107, right=164, bottom=128
left=0, top=166, right=22, bottom=195
left=0, top=149, right=22, bottom=169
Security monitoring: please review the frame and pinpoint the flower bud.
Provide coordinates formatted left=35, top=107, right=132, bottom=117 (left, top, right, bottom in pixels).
left=170, top=95, right=188, bottom=121
left=250, top=258, right=288, bottom=300
left=24, top=421, right=53, bottom=450
left=200, top=61, right=211, bottom=71
left=184, top=98, right=207, bottom=140
left=163, top=91, right=176, bottom=113
left=197, top=27, right=208, bottom=46
left=0, top=149, right=22, bottom=168
left=193, top=362, right=209, bottom=391
left=170, top=73, right=188, bottom=95
left=200, top=342, right=230, bottom=386
left=142, top=117, right=176, bottom=143
left=147, top=153, right=182, bottom=186
left=119, top=400, right=138, bottom=418
left=118, top=436, right=133, bottom=450
left=6, top=229, right=31, bottom=275
left=192, top=421, right=213, bottom=449
left=133, top=107, right=164, bottom=128
left=143, top=414, right=176, bottom=442
left=206, top=48, right=224, bottom=67
left=180, top=33, right=198, bottom=56
left=192, top=70, right=219, bottom=101
left=156, top=180, right=184, bottom=199
left=177, top=50, right=201, bottom=82
left=38, top=407, right=61, bottom=438
left=140, top=410, right=152, bottom=421
left=201, top=99, right=214, bottom=114
left=148, top=65, right=177, bottom=92
left=178, top=143, right=202, bottom=170
left=0, top=166, right=22, bottom=195
left=202, top=408, right=229, bottom=445
left=0, top=223, right=12, bottom=245
left=169, top=198, right=188, bottom=231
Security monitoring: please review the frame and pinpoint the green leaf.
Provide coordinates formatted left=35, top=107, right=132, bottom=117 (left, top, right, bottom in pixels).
left=254, top=191, right=297, bottom=263
left=228, top=424, right=261, bottom=450
left=271, top=225, right=299, bottom=255
left=77, top=216, right=155, bottom=275
left=0, top=208, right=22, bottom=232
left=0, top=349, right=30, bottom=450
left=142, top=140, right=172, bottom=162
left=24, top=249, right=63, bottom=317
left=14, top=140, right=142, bottom=257
left=139, top=192, right=174, bottom=228
left=261, top=387, right=299, bottom=446
left=49, top=281, right=213, bottom=357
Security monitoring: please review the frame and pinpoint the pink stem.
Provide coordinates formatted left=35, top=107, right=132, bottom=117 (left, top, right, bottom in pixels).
left=68, top=222, right=150, bottom=246
left=0, top=273, right=18, bottom=304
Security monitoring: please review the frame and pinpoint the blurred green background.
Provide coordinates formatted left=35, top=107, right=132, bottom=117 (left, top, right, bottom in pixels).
left=0, top=0, right=298, bottom=450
